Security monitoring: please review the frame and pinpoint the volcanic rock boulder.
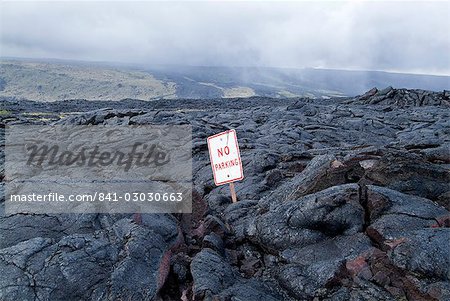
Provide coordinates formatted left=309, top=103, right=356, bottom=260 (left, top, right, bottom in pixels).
left=275, top=233, right=376, bottom=299
left=361, top=151, right=450, bottom=206
left=360, top=186, right=450, bottom=301
left=254, top=184, right=364, bottom=252
left=389, top=228, right=450, bottom=281
left=365, top=185, right=449, bottom=246
left=191, top=248, right=284, bottom=301
left=354, top=87, right=450, bottom=107
left=0, top=215, right=181, bottom=301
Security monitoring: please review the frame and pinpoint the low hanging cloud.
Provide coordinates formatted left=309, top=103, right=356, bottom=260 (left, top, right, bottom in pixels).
left=1, top=1, right=449, bottom=75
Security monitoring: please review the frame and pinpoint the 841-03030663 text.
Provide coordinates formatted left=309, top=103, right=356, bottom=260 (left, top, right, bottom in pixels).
left=9, top=192, right=185, bottom=203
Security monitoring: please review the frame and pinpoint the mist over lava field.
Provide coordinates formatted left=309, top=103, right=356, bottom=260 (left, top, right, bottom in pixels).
left=1, top=58, right=449, bottom=102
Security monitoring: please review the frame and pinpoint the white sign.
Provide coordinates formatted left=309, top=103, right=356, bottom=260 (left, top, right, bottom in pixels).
left=207, top=129, right=244, bottom=186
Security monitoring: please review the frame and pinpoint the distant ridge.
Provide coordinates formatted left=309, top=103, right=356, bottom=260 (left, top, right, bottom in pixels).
left=1, top=58, right=449, bottom=101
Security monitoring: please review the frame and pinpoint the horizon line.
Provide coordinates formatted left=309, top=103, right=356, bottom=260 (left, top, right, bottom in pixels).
left=1, top=56, right=449, bottom=77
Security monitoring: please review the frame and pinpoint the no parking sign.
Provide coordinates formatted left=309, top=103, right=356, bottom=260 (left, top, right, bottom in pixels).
left=207, top=129, right=243, bottom=202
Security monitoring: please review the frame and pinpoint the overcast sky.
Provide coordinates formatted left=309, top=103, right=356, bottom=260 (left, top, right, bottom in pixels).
left=1, top=1, right=449, bottom=75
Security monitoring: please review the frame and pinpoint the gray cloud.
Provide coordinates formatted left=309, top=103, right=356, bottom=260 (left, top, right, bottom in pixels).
left=1, top=1, right=449, bottom=75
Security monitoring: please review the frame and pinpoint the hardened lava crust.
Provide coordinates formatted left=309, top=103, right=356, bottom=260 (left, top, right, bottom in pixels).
left=0, top=87, right=449, bottom=300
